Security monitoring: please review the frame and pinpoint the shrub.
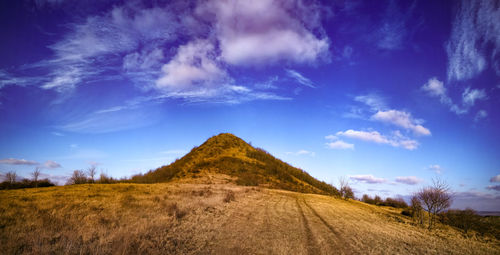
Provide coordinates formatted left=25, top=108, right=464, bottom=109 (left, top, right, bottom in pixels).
left=440, top=208, right=479, bottom=234
left=0, top=178, right=55, bottom=190
left=98, top=173, right=117, bottom=184
left=223, top=190, right=235, bottom=203
left=401, top=208, right=412, bottom=216
left=164, top=202, right=187, bottom=219
left=236, top=173, right=260, bottom=186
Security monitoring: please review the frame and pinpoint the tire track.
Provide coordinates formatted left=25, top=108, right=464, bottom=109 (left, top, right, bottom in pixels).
left=295, top=197, right=321, bottom=255
left=302, top=198, right=353, bottom=253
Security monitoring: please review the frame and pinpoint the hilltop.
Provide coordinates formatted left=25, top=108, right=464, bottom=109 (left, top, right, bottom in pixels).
left=131, top=133, right=338, bottom=195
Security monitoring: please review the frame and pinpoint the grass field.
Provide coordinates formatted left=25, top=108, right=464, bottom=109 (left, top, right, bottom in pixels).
left=1, top=182, right=499, bottom=254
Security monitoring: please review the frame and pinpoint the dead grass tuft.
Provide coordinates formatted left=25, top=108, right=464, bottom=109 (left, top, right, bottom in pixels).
left=223, top=190, right=235, bottom=203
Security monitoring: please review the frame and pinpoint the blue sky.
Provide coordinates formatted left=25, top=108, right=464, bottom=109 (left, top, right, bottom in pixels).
left=1, top=0, right=499, bottom=210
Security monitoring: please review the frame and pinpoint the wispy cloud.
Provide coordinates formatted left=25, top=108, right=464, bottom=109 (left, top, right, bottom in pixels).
left=0, top=158, right=61, bottom=169
left=350, top=174, right=386, bottom=184
left=286, top=150, right=316, bottom=157
left=395, top=176, right=423, bottom=185
left=446, top=0, right=500, bottom=81
left=336, top=129, right=419, bottom=150
left=427, top=164, right=442, bottom=174
left=462, top=87, right=486, bottom=107
left=0, top=158, right=38, bottom=165
left=161, top=150, right=188, bottom=155
left=376, top=1, right=416, bottom=50
left=3, top=0, right=330, bottom=104
left=42, top=160, right=62, bottom=169
left=285, top=69, right=316, bottom=88
left=421, top=77, right=486, bottom=115
left=474, top=110, right=488, bottom=122
left=372, top=110, right=431, bottom=136
left=354, top=94, right=387, bottom=111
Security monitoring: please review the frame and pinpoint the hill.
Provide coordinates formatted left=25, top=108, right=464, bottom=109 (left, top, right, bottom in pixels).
left=1, top=183, right=498, bottom=254
left=130, top=133, right=338, bottom=195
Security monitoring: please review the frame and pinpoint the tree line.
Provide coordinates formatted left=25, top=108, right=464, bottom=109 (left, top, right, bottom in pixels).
left=0, top=168, right=55, bottom=190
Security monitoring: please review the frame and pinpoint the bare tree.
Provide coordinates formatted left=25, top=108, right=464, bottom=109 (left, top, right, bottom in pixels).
left=68, top=170, right=87, bottom=185
left=31, top=167, right=41, bottom=188
left=87, top=166, right=96, bottom=183
left=339, top=176, right=354, bottom=200
left=5, top=171, right=17, bottom=184
left=416, top=178, right=452, bottom=229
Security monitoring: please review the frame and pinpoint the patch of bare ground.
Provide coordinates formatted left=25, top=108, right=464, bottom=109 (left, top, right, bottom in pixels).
left=0, top=183, right=499, bottom=254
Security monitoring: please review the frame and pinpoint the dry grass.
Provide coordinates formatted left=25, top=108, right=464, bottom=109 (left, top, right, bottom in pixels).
left=0, top=183, right=499, bottom=254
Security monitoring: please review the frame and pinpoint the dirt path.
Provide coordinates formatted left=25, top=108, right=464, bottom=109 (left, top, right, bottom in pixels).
left=295, top=197, right=321, bottom=255
left=206, top=190, right=357, bottom=254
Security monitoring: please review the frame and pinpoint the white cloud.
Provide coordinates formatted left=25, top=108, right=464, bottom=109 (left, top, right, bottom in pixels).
left=0, top=158, right=39, bottom=165
left=427, top=164, right=442, bottom=174
left=325, top=135, right=354, bottom=150
left=198, top=0, right=329, bottom=66
left=4, top=1, right=330, bottom=105
left=350, top=174, right=386, bottom=184
left=462, top=87, right=486, bottom=107
left=447, top=0, right=500, bottom=81
left=336, top=129, right=419, bottom=150
left=395, top=176, right=422, bottom=185
left=286, top=150, right=316, bottom=156
left=372, top=110, right=431, bottom=136
left=326, top=141, right=354, bottom=150
left=490, top=174, right=500, bottom=183
left=421, top=77, right=484, bottom=115
left=285, top=69, right=315, bottom=88
left=337, top=130, right=389, bottom=144
left=421, top=77, right=447, bottom=100
left=156, top=40, right=227, bottom=91
left=486, top=185, right=500, bottom=192
left=325, top=135, right=338, bottom=140
left=43, top=160, right=62, bottom=169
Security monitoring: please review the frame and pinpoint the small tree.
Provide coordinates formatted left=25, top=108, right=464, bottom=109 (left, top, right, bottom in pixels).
left=31, top=167, right=41, bottom=188
left=5, top=171, right=17, bottom=184
left=339, top=176, right=354, bottom=200
left=416, top=178, right=452, bottom=229
left=87, top=166, right=96, bottom=183
left=410, top=195, right=424, bottom=225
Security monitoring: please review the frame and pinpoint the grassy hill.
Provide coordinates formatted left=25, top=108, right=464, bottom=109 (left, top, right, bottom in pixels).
left=130, top=133, right=338, bottom=195
left=1, top=183, right=499, bottom=254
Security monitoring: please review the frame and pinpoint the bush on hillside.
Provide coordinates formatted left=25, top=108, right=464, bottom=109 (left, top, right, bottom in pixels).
left=362, top=194, right=408, bottom=208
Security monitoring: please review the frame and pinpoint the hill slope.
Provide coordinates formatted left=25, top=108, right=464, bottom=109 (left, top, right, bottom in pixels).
left=131, top=133, right=338, bottom=195
left=1, top=183, right=498, bottom=254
